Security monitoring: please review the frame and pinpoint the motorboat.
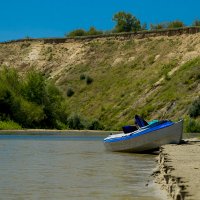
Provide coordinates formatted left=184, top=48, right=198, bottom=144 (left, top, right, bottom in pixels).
left=104, top=116, right=183, bottom=153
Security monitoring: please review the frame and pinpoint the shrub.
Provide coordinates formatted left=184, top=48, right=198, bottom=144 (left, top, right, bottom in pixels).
left=80, top=74, right=86, bottom=80
left=87, top=27, right=103, bottom=36
left=88, top=119, right=104, bottom=130
left=86, top=76, right=93, bottom=85
left=185, top=118, right=200, bottom=133
left=66, top=88, right=74, bottom=97
left=0, top=120, right=22, bottom=130
left=188, top=97, right=200, bottom=118
left=167, top=20, right=185, bottom=29
left=67, top=114, right=84, bottom=130
left=67, top=29, right=87, bottom=37
left=150, top=22, right=168, bottom=30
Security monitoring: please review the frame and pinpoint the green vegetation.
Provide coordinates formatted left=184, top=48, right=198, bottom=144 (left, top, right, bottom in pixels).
left=167, top=20, right=185, bottom=28
left=67, top=27, right=103, bottom=37
left=0, top=67, right=102, bottom=130
left=1, top=27, right=200, bottom=132
left=150, top=20, right=185, bottom=30
left=65, top=11, right=199, bottom=37
left=60, top=35, right=200, bottom=131
left=185, top=97, right=200, bottom=132
left=66, top=88, right=75, bottom=97
left=0, top=67, right=68, bottom=129
left=112, top=11, right=141, bottom=32
left=0, top=120, right=22, bottom=130
left=185, top=118, right=200, bottom=133
left=188, top=97, right=200, bottom=118
left=85, top=75, right=93, bottom=85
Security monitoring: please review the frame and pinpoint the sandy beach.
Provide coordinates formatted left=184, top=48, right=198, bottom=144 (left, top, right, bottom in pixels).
left=153, top=138, right=200, bottom=200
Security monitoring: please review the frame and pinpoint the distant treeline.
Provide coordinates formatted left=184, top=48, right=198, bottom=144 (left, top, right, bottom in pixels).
left=66, top=11, right=200, bottom=37
left=0, top=67, right=103, bottom=130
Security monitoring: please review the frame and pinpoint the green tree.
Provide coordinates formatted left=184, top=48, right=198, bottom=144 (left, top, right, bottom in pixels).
left=113, top=11, right=141, bottom=32
left=22, top=70, right=46, bottom=105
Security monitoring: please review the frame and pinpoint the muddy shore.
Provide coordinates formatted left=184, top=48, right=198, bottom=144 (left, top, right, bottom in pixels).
left=153, top=138, right=200, bottom=200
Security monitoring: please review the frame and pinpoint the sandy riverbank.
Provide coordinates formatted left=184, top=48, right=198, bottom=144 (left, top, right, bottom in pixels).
left=153, top=138, right=200, bottom=200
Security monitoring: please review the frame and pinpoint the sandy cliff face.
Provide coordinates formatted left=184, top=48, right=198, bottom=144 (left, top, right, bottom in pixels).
left=0, top=33, right=200, bottom=129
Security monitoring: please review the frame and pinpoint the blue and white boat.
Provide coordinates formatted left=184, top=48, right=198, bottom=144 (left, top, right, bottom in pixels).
left=104, top=116, right=183, bottom=153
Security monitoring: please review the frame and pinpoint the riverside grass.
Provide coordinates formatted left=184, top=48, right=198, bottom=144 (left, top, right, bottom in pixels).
left=0, top=121, right=22, bottom=130
left=0, top=34, right=200, bottom=130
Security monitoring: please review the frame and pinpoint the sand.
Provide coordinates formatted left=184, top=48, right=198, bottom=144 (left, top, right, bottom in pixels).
left=153, top=138, right=200, bottom=200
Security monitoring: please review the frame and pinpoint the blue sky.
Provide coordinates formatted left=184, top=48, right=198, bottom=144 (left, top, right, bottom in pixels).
left=0, top=0, right=199, bottom=42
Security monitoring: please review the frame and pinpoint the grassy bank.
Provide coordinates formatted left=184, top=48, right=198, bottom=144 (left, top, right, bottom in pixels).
left=0, top=33, right=200, bottom=130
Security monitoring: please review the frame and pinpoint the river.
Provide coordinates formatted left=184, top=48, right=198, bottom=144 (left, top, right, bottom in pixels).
left=0, top=135, right=166, bottom=200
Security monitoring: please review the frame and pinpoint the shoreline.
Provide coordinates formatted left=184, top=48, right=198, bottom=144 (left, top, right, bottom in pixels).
left=0, top=129, right=119, bottom=137
left=153, top=138, right=200, bottom=200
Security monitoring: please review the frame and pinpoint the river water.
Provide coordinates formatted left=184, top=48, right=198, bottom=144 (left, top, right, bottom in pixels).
left=0, top=135, right=166, bottom=200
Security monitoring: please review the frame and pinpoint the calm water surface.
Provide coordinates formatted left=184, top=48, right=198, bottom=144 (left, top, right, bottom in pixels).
left=0, top=135, right=165, bottom=200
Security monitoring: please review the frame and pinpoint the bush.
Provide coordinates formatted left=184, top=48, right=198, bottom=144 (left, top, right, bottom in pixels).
left=86, top=76, right=93, bottom=85
left=185, top=118, right=200, bottom=133
left=167, top=20, right=185, bottom=29
left=87, top=27, right=103, bottom=36
left=67, top=29, right=87, bottom=37
left=67, top=114, right=84, bottom=130
left=150, top=22, right=168, bottom=30
left=66, top=88, right=74, bottom=97
left=66, top=27, right=103, bottom=37
left=0, top=120, right=22, bottom=130
left=188, top=97, right=200, bottom=118
left=80, top=74, right=86, bottom=80
left=88, top=119, right=104, bottom=130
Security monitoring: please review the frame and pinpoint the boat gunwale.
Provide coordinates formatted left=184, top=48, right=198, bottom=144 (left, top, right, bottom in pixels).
left=104, top=120, right=183, bottom=143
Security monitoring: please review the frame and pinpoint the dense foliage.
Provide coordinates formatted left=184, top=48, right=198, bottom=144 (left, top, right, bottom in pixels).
left=112, top=11, right=141, bottom=32
left=0, top=67, right=67, bottom=129
left=0, top=67, right=103, bottom=130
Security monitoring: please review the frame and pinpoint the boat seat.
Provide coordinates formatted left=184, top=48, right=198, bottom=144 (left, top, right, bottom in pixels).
left=134, top=115, right=148, bottom=128
left=122, top=125, right=138, bottom=134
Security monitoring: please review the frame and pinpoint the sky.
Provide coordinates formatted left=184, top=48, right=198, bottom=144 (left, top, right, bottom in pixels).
left=0, top=0, right=200, bottom=42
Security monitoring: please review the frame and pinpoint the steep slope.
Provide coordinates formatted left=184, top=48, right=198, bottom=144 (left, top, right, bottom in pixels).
left=0, top=33, right=200, bottom=130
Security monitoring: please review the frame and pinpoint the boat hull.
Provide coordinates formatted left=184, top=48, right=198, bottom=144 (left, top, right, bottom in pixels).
left=104, top=120, right=183, bottom=152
